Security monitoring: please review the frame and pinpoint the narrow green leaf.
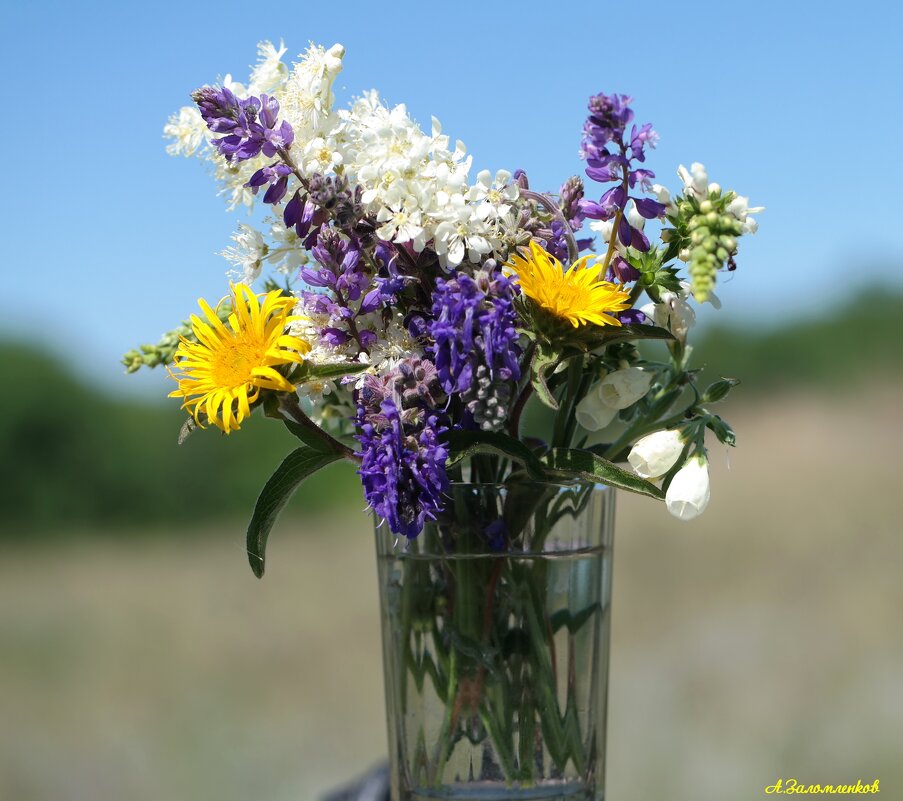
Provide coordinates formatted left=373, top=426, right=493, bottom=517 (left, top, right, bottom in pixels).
left=543, top=448, right=665, bottom=500
left=281, top=418, right=337, bottom=453
left=246, top=446, right=342, bottom=577
left=444, top=430, right=545, bottom=479
left=293, top=361, right=369, bottom=383
left=177, top=416, right=198, bottom=445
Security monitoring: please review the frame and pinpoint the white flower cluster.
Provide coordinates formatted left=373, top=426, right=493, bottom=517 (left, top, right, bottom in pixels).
left=336, top=95, right=518, bottom=267
left=164, top=39, right=520, bottom=278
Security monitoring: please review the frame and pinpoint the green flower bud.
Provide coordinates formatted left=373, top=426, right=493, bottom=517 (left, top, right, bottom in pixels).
left=702, top=377, right=740, bottom=403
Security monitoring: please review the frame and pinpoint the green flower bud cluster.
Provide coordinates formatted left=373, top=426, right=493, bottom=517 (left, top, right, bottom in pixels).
left=665, top=189, right=745, bottom=302
left=121, top=300, right=234, bottom=373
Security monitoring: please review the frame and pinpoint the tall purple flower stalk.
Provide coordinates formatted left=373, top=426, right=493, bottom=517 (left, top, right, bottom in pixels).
left=578, top=93, right=666, bottom=253
left=300, top=228, right=381, bottom=351
left=429, top=268, right=520, bottom=393
left=429, top=265, right=521, bottom=430
left=356, top=362, right=450, bottom=538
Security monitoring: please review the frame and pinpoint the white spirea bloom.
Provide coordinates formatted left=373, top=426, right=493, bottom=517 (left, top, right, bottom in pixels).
left=665, top=455, right=711, bottom=520
left=628, top=430, right=685, bottom=478
left=248, top=40, right=289, bottom=96
left=467, top=169, right=519, bottom=217
left=267, top=221, right=308, bottom=273
left=221, top=224, right=267, bottom=283
left=163, top=106, right=206, bottom=157
left=598, top=367, right=652, bottom=410
left=280, top=42, right=345, bottom=143
left=575, top=386, right=618, bottom=431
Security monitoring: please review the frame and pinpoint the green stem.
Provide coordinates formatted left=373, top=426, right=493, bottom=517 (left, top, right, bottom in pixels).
left=279, top=394, right=359, bottom=461
left=600, top=145, right=631, bottom=274
left=521, top=190, right=579, bottom=264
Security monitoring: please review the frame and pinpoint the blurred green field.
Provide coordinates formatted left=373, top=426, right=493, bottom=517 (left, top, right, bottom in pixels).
left=2, top=385, right=901, bottom=801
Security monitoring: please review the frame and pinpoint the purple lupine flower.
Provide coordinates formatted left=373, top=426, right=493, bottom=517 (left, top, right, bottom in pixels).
left=580, top=92, right=663, bottom=252
left=356, top=397, right=450, bottom=539
left=545, top=220, right=572, bottom=263
left=193, top=88, right=293, bottom=163
left=429, top=268, right=521, bottom=395
left=312, top=230, right=365, bottom=301
left=583, top=93, right=634, bottom=153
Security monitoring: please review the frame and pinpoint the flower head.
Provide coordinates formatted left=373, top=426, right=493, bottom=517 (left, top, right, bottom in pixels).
left=356, top=397, right=449, bottom=538
left=665, top=455, right=711, bottom=520
left=628, top=429, right=685, bottom=479
left=506, top=240, right=631, bottom=328
left=168, top=284, right=310, bottom=433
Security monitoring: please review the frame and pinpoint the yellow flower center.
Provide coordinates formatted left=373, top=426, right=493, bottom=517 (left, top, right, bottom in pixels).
left=210, top=337, right=267, bottom=388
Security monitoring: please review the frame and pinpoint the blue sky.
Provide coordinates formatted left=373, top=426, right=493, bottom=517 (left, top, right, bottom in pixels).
left=2, top=0, right=901, bottom=394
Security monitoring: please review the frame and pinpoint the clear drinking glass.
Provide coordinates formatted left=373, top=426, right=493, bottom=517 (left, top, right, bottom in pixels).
left=375, top=481, right=616, bottom=801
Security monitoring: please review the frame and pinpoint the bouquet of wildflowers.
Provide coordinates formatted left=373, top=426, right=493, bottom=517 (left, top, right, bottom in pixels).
left=126, top=40, right=761, bottom=573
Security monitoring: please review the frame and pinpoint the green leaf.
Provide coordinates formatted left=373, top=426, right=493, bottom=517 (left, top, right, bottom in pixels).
left=281, top=418, right=337, bottom=453
left=177, top=416, right=198, bottom=445
left=291, top=361, right=369, bottom=384
left=246, top=446, right=342, bottom=577
left=444, top=430, right=545, bottom=479
left=543, top=448, right=665, bottom=500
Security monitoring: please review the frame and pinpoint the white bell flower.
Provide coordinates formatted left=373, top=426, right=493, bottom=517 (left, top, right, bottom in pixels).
left=575, top=386, right=618, bottom=431
left=676, top=162, right=709, bottom=198
left=628, top=429, right=685, bottom=479
left=665, top=455, right=711, bottom=521
left=626, top=201, right=646, bottom=231
left=598, top=367, right=652, bottom=409
left=650, top=183, right=671, bottom=205
left=640, top=293, right=696, bottom=340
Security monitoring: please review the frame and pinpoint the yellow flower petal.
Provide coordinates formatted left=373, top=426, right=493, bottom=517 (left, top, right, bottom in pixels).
left=505, top=240, right=631, bottom=329
left=167, top=284, right=310, bottom=434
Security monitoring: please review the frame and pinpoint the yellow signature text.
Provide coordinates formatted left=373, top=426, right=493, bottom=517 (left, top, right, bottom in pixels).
left=766, top=779, right=880, bottom=795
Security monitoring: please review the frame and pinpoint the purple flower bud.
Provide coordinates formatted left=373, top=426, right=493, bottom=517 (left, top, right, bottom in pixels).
left=608, top=255, right=641, bottom=283
left=321, top=327, right=351, bottom=346
left=300, top=267, right=336, bottom=288
left=283, top=191, right=303, bottom=228
left=357, top=329, right=378, bottom=348
left=359, top=289, right=383, bottom=315
left=616, top=309, right=648, bottom=325
left=263, top=175, right=289, bottom=205
left=633, top=197, right=667, bottom=219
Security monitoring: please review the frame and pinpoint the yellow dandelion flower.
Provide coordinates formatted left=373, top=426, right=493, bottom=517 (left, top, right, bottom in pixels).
left=168, top=283, right=310, bottom=433
left=506, top=240, right=632, bottom=328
